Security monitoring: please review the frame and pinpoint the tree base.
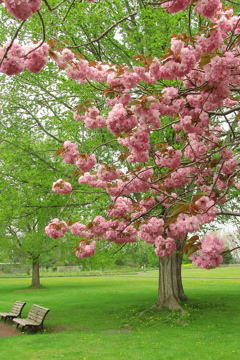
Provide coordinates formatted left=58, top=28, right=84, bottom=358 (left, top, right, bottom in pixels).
left=156, top=253, right=187, bottom=312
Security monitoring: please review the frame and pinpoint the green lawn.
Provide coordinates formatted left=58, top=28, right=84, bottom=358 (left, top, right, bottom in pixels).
left=0, top=266, right=240, bottom=360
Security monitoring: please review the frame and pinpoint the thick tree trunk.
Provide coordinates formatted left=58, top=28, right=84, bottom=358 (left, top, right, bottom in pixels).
left=31, top=257, right=40, bottom=288
left=156, top=250, right=187, bottom=311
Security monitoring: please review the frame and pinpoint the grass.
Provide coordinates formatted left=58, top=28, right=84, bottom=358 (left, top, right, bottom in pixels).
left=0, top=266, right=240, bottom=360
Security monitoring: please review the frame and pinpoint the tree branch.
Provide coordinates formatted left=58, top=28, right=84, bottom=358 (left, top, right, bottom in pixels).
left=68, top=11, right=138, bottom=49
left=217, top=211, right=240, bottom=217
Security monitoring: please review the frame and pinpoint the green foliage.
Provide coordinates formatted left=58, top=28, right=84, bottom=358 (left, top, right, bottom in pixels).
left=222, top=249, right=236, bottom=264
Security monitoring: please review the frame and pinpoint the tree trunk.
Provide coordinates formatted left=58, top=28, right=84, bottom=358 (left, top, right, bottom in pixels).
left=156, top=250, right=187, bottom=311
left=31, top=257, right=40, bottom=288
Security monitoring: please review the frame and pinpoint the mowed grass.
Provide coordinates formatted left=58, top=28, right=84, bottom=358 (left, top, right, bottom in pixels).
left=0, top=266, right=240, bottom=360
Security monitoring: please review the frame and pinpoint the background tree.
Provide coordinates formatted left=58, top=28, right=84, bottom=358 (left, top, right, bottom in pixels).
left=0, top=0, right=240, bottom=309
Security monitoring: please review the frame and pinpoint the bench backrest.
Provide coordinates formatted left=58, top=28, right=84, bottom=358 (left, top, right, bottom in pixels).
left=10, top=301, right=26, bottom=317
left=27, top=304, right=50, bottom=325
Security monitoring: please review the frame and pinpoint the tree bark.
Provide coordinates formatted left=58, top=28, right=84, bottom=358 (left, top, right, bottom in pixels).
left=31, top=256, right=40, bottom=288
left=156, top=250, right=187, bottom=311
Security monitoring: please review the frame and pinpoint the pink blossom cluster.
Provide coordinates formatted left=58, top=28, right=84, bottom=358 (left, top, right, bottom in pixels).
left=65, top=58, right=108, bottom=84
left=156, top=193, right=178, bottom=208
left=106, top=197, right=132, bottom=218
left=97, top=164, right=121, bottom=181
left=137, top=217, right=164, bottom=244
left=190, top=233, right=224, bottom=269
left=163, top=38, right=199, bottom=79
left=130, top=96, right=161, bottom=129
left=161, top=0, right=221, bottom=19
left=74, top=107, right=106, bottom=129
left=24, top=43, right=49, bottom=73
left=155, top=147, right=182, bottom=169
left=75, top=240, right=96, bottom=259
left=70, top=222, right=89, bottom=237
left=70, top=216, right=138, bottom=247
left=76, top=153, right=97, bottom=172
left=78, top=172, right=107, bottom=189
left=111, top=222, right=137, bottom=244
left=107, top=104, right=137, bottom=135
left=106, top=196, right=156, bottom=221
left=0, top=41, right=49, bottom=76
left=61, top=141, right=78, bottom=164
left=53, top=48, right=75, bottom=69
left=106, top=168, right=153, bottom=197
left=221, top=157, right=238, bottom=176
left=161, top=0, right=192, bottom=14
left=167, top=196, right=218, bottom=240
left=168, top=214, right=200, bottom=240
left=117, top=125, right=150, bottom=163
left=184, top=137, right=208, bottom=161
left=178, top=112, right=209, bottom=135
left=52, top=179, right=72, bottom=194
left=4, top=0, right=41, bottom=21
left=195, top=196, right=215, bottom=211
left=155, top=236, right=176, bottom=258
left=45, top=218, right=68, bottom=239
left=194, top=0, right=221, bottom=19
left=139, top=196, right=156, bottom=210
left=164, top=167, right=193, bottom=188
left=107, top=68, right=142, bottom=90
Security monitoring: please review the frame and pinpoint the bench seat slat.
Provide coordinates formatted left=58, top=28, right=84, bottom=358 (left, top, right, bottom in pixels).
left=13, top=304, right=50, bottom=333
left=0, top=302, right=26, bottom=321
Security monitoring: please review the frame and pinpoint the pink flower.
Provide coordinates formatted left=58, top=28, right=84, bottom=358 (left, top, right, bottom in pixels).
left=107, top=103, right=137, bottom=135
left=24, top=43, right=49, bottom=73
left=70, top=223, right=88, bottom=237
left=76, top=153, right=97, bottom=172
left=190, top=233, right=224, bottom=269
left=194, top=0, right=220, bottom=19
left=138, top=217, right=164, bottom=244
left=97, top=164, right=121, bottom=181
left=0, top=41, right=25, bottom=75
left=75, top=240, right=96, bottom=259
left=155, top=236, right=176, bottom=257
left=52, top=179, right=72, bottom=194
left=45, top=218, right=68, bottom=239
left=155, top=147, right=182, bottom=169
left=195, top=196, right=214, bottom=211
left=161, top=0, right=192, bottom=13
left=4, top=0, right=41, bottom=21
left=221, top=157, right=238, bottom=175
left=61, top=141, right=78, bottom=164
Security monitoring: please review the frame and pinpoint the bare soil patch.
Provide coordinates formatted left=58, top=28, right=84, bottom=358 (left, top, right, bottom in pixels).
left=0, top=322, right=23, bottom=337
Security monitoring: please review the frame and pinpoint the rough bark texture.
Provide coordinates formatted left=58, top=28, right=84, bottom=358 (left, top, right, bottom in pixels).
left=31, top=257, right=40, bottom=288
left=156, top=250, right=187, bottom=311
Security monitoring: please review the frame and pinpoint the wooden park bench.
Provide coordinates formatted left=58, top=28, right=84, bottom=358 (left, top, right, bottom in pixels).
left=0, top=301, right=26, bottom=322
left=13, top=304, right=50, bottom=333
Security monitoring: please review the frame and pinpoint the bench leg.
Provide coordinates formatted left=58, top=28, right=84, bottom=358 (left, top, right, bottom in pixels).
left=21, top=326, right=25, bottom=333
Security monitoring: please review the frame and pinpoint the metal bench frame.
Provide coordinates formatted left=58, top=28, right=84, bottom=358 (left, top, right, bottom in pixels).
left=0, top=301, right=26, bottom=322
left=13, top=304, right=50, bottom=333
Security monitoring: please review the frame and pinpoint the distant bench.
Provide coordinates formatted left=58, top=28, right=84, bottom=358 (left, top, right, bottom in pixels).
left=13, top=304, right=50, bottom=333
left=0, top=301, right=26, bottom=322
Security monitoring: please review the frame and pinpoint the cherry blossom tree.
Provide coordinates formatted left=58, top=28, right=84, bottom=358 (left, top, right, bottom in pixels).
left=1, top=0, right=240, bottom=309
